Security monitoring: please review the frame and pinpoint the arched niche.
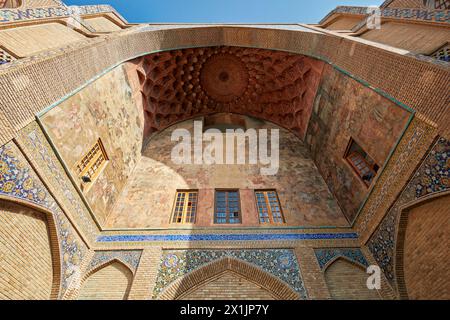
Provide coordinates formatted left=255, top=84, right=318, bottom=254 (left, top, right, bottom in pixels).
left=324, top=257, right=380, bottom=300
left=395, top=192, right=450, bottom=300
left=77, top=260, right=133, bottom=300
left=158, top=257, right=300, bottom=300
left=0, top=197, right=61, bottom=299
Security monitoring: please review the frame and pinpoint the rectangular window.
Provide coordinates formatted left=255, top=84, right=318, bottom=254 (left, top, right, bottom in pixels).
left=255, top=190, right=285, bottom=224
left=215, top=190, right=241, bottom=224
left=344, top=138, right=379, bottom=187
left=76, top=138, right=108, bottom=189
left=171, top=190, right=198, bottom=224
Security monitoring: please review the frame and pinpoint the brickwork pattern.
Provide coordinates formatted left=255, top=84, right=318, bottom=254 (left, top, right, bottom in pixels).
left=0, top=141, right=89, bottom=298
left=128, top=247, right=162, bottom=300
left=179, top=271, right=277, bottom=300
left=158, top=256, right=300, bottom=300
left=294, top=247, right=331, bottom=299
left=154, top=249, right=306, bottom=299
left=0, top=200, right=54, bottom=299
left=397, top=194, right=450, bottom=299
left=77, top=261, right=133, bottom=300
left=367, top=137, right=449, bottom=291
left=324, top=258, right=381, bottom=300
left=0, top=26, right=449, bottom=149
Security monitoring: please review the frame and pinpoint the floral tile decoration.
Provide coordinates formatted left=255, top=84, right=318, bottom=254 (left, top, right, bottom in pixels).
left=368, top=137, right=449, bottom=286
left=87, top=250, right=142, bottom=274
left=153, top=249, right=308, bottom=299
left=314, top=248, right=369, bottom=270
left=0, top=143, right=87, bottom=297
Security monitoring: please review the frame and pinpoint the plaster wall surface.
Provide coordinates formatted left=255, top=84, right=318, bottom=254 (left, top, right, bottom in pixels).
left=106, top=115, right=347, bottom=229
left=306, top=65, right=411, bottom=222
left=40, top=64, right=145, bottom=225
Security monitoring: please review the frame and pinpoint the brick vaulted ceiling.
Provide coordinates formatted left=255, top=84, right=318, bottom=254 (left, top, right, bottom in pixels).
left=132, top=46, right=325, bottom=139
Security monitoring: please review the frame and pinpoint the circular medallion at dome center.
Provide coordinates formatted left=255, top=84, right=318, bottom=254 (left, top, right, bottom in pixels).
left=200, top=53, right=249, bottom=103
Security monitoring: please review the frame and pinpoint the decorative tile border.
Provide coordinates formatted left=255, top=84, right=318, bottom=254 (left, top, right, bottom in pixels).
left=314, top=248, right=369, bottom=270
left=367, top=137, right=449, bottom=287
left=87, top=250, right=142, bottom=274
left=17, top=122, right=97, bottom=241
left=153, top=249, right=307, bottom=299
left=0, top=142, right=87, bottom=297
left=356, top=116, right=436, bottom=235
left=97, top=232, right=359, bottom=243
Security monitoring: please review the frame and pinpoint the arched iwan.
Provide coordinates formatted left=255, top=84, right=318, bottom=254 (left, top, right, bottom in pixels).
left=0, top=196, right=61, bottom=299
left=77, top=259, right=134, bottom=300
left=158, top=257, right=300, bottom=300
left=324, top=257, right=380, bottom=300
left=395, top=191, right=450, bottom=300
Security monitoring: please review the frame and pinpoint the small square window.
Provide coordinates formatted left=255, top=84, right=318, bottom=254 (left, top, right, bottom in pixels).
left=344, top=138, right=379, bottom=187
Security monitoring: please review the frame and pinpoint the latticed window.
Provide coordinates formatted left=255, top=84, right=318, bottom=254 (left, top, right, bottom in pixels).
left=345, top=138, right=379, bottom=187
left=431, top=44, right=450, bottom=62
left=0, top=47, right=16, bottom=65
left=76, top=138, right=108, bottom=189
left=255, top=190, right=284, bottom=224
left=215, top=190, right=241, bottom=224
left=171, top=191, right=198, bottom=224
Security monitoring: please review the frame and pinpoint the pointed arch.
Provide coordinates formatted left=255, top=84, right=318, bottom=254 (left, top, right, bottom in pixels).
left=395, top=191, right=450, bottom=300
left=0, top=195, right=61, bottom=299
left=158, top=256, right=300, bottom=300
left=324, top=257, right=380, bottom=300
left=78, top=259, right=134, bottom=300
left=321, top=253, right=368, bottom=272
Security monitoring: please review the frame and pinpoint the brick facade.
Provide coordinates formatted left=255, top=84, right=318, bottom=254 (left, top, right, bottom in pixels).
left=0, top=0, right=448, bottom=300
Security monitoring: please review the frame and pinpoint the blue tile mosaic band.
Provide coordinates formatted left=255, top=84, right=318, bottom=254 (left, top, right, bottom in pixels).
left=97, top=232, right=358, bottom=242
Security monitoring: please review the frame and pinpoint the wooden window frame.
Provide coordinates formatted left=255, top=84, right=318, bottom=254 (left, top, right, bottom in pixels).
left=170, top=190, right=198, bottom=224
left=344, top=138, right=378, bottom=187
left=75, top=138, right=109, bottom=191
left=254, top=190, right=285, bottom=225
left=214, top=189, right=242, bottom=224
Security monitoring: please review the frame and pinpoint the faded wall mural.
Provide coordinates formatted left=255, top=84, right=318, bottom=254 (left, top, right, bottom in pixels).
left=40, top=63, right=145, bottom=225
left=305, top=65, right=411, bottom=222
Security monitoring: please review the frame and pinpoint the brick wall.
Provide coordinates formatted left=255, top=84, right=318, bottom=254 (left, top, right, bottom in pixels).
left=0, top=200, right=54, bottom=300
left=77, top=261, right=133, bottom=300
left=128, top=247, right=162, bottom=300
left=324, top=258, right=380, bottom=300
left=179, top=271, right=277, bottom=300
left=399, top=194, right=450, bottom=300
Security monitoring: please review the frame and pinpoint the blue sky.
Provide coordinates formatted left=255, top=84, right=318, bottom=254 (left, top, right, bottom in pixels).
left=65, top=0, right=384, bottom=24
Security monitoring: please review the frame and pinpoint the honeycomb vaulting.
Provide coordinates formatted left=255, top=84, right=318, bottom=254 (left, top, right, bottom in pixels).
left=132, top=46, right=325, bottom=139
